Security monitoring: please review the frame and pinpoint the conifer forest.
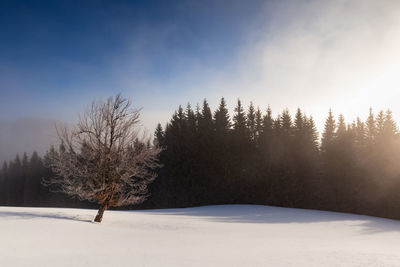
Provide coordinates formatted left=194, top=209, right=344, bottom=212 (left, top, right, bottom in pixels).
left=2, top=98, right=400, bottom=220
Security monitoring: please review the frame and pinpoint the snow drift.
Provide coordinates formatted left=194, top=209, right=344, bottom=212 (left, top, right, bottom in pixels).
left=1, top=205, right=400, bottom=266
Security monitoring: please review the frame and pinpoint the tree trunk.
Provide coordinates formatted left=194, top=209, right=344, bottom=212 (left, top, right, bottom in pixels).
left=94, top=204, right=107, bottom=222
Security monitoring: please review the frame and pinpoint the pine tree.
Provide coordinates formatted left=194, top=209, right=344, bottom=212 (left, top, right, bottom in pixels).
left=304, top=116, right=319, bottom=151
left=273, top=115, right=281, bottom=135
left=22, top=152, right=30, bottom=206
left=213, top=98, right=232, bottom=202
left=321, top=109, right=336, bottom=152
left=198, top=100, right=213, bottom=132
left=231, top=99, right=250, bottom=201
left=29, top=151, right=45, bottom=206
left=214, top=97, right=231, bottom=135
left=10, top=154, right=22, bottom=205
left=383, top=110, right=398, bottom=138
left=255, top=107, right=263, bottom=140
left=263, top=107, right=273, bottom=130
left=154, top=123, right=165, bottom=147
left=233, top=99, right=248, bottom=137
left=262, top=106, right=274, bottom=140
left=355, top=117, right=366, bottom=147
left=280, top=109, right=292, bottom=136
left=185, top=103, right=197, bottom=138
left=259, top=106, right=274, bottom=172
left=336, top=114, right=347, bottom=139
left=366, top=108, right=376, bottom=146
left=294, top=108, right=304, bottom=135
left=247, top=102, right=256, bottom=141
left=0, top=161, right=7, bottom=204
left=376, top=110, right=385, bottom=137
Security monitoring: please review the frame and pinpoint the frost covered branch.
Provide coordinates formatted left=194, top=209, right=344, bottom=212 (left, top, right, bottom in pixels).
left=44, top=94, right=161, bottom=222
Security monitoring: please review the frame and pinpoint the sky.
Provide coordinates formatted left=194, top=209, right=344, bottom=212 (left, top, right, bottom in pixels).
left=1, top=0, right=400, bottom=162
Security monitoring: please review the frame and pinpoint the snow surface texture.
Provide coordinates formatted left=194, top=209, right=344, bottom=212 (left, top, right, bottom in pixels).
left=1, top=205, right=400, bottom=267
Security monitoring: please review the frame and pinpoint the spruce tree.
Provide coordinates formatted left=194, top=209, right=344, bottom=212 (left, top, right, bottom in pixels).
left=376, top=110, right=385, bottom=137
left=231, top=99, right=250, bottom=200
left=154, top=123, right=165, bottom=147
left=198, top=100, right=213, bottom=132
left=29, top=151, right=44, bottom=206
left=273, top=115, right=282, bottom=135
left=304, top=116, right=319, bottom=151
left=233, top=99, right=248, bottom=138
left=10, top=155, right=22, bottom=205
left=336, top=114, right=346, bottom=139
left=280, top=109, right=292, bottom=137
left=0, top=161, right=7, bottom=204
left=255, top=107, right=263, bottom=141
left=263, top=106, right=273, bottom=132
left=261, top=106, right=274, bottom=142
left=366, top=108, right=376, bottom=146
left=247, top=102, right=256, bottom=141
left=185, top=103, right=197, bottom=138
left=383, top=110, right=398, bottom=138
left=259, top=106, right=274, bottom=173
left=22, top=152, right=30, bottom=206
left=321, top=109, right=336, bottom=152
left=214, top=97, right=231, bottom=135
left=355, top=117, right=366, bottom=147
left=213, top=98, right=232, bottom=202
left=294, top=108, right=304, bottom=135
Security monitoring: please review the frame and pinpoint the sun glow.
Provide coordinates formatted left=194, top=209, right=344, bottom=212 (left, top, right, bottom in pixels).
left=354, top=63, right=400, bottom=114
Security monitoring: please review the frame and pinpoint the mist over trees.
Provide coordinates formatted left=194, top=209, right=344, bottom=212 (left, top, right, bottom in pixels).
left=2, top=97, right=400, bottom=220
left=0, top=152, right=85, bottom=208
left=148, top=98, right=400, bottom=219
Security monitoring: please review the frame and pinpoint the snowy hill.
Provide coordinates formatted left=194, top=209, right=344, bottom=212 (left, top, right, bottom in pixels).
left=1, top=205, right=400, bottom=267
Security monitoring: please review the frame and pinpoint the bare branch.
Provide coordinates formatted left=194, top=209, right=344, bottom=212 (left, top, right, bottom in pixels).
left=44, top=94, right=161, bottom=221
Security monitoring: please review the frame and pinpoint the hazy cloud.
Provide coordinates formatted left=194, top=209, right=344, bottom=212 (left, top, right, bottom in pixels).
left=3, top=0, right=400, bottom=161
left=0, top=118, right=58, bottom=163
left=209, top=0, right=400, bottom=127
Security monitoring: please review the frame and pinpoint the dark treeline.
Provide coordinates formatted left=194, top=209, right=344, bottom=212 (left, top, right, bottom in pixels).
left=147, top=99, right=400, bottom=219
left=2, top=98, right=400, bottom=220
left=0, top=150, right=95, bottom=208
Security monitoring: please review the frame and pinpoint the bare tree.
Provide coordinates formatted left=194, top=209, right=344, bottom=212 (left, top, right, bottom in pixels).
left=44, top=94, right=161, bottom=222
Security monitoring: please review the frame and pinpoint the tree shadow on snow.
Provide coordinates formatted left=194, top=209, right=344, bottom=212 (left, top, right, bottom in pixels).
left=0, top=210, right=93, bottom=223
left=144, top=205, right=400, bottom=234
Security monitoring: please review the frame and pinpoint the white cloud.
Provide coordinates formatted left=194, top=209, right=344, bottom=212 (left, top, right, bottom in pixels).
left=3, top=0, right=400, bottom=161
left=205, top=0, right=400, bottom=128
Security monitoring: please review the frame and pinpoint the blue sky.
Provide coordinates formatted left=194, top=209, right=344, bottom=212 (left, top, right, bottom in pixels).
left=1, top=0, right=400, bottom=161
left=0, top=0, right=264, bottom=119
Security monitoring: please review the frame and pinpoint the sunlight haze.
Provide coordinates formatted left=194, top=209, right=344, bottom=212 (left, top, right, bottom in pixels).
left=1, top=0, right=400, bottom=161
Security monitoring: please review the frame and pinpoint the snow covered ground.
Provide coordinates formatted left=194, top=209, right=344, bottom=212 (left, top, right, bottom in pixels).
left=1, top=205, right=400, bottom=267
